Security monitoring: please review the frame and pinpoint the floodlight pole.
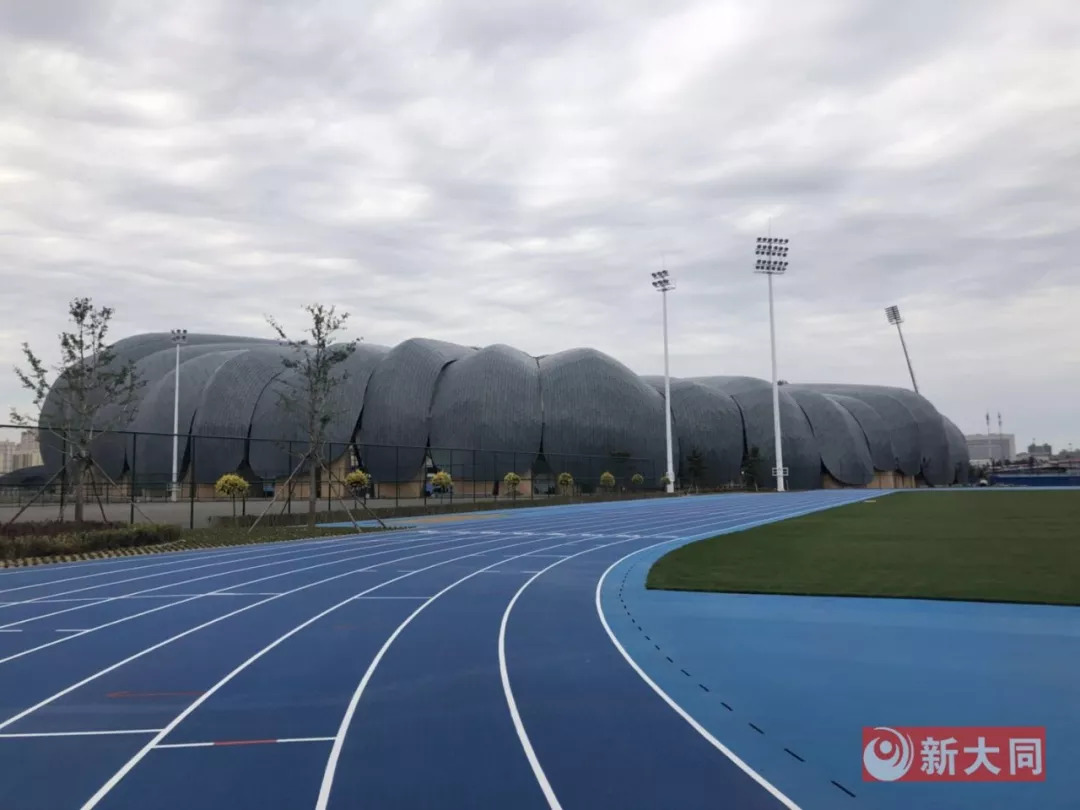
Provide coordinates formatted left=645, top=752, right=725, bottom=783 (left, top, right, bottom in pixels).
left=170, top=329, right=188, bottom=502
left=885, top=306, right=919, bottom=394
left=755, top=236, right=789, bottom=493
left=651, top=269, right=676, bottom=494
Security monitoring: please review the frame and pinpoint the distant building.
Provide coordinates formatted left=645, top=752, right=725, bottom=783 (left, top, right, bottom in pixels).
left=0, top=431, right=42, bottom=474
left=965, top=433, right=1015, bottom=464
left=1028, top=442, right=1053, bottom=461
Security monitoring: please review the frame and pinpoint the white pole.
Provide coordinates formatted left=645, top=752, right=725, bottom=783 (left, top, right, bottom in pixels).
left=171, top=342, right=181, bottom=502
left=895, top=322, right=919, bottom=394
left=768, top=271, right=785, bottom=492
left=662, top=288, right=675, bottom=494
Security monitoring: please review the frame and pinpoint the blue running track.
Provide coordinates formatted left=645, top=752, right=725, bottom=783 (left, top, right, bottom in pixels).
left=0, top=490, right=898, bottom=809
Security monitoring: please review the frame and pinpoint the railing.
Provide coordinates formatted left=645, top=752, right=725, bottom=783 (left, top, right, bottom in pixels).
left=0, top=424, right=660, bottom=527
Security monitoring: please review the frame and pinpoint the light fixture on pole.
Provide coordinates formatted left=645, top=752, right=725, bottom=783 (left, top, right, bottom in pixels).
left=755, top=236, right=789, bottom=492
left=170, top=329, right=188, bottom=502
left=885, top=305, right=919, bottom=394
left=651, top=269, right=676, bottom=494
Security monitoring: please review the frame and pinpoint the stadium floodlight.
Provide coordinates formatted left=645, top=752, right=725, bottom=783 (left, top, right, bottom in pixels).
left=884, top=305, right=919, bottom=394
left=170, top=329, right=188, bottom=502
left=651, top=269, right=676, bottom=494
left=754, top=237, right=789, bottom=492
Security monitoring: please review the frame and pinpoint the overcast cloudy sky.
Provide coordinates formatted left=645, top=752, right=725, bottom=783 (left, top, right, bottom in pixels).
left=1, top=0, right=1077, bottom=449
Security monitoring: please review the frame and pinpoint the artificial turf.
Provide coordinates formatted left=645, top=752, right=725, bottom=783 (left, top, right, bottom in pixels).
left=646, top=491, right=1080, bottom=606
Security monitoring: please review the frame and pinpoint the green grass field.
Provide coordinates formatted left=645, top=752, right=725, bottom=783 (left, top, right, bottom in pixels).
left=646, top=491, right=1080, bottom=606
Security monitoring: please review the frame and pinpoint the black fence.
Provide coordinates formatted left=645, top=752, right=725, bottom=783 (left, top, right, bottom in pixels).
left=0, top=425, right=661, bottom=526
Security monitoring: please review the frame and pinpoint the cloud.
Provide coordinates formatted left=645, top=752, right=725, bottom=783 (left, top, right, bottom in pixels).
left=0, top=0, right=1077, bottom=450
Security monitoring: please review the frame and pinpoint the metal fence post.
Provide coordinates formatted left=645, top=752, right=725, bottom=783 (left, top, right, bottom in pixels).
left=287, top=441, right=293, bottom=515
left=189, top=435, right=196, bottom=530
left=59, top=430, right=67, bottom=519
left=472, top=448, right=477, bottom=505
left=394, top=445, right=399, bottom=509
left=129, top=432, right=137, bottom=524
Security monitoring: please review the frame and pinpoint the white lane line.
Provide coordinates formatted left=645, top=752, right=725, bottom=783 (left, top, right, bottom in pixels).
left=351, top=595, right=430, bottom=600
left=206, top=592, right=284, bottom=597
left=594, top=547, right=803, bottom=810
left=155, top=736, right=335, bottom=749
left=0, top=629, right=23, bottom=633
left=77, top=535, right=557, bottom=810
left=55, top=629, right=90, bottom=633
left=2, top=598, right=103, bottom=604
left=0, top=542, right=353, bottom=602
left=0, top=543, right=381, bottom=628
left=0, top=729, right=161, bottom=738
left=0, top=533, right=497, bottom=666
left=314, top=536, right=597, bottom=810
left=0, top=542, right=340, bottom=596
left=497, top=540, right=639, bottom=810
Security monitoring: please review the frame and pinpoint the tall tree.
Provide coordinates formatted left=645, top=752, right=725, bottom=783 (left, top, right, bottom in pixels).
left=10, top=298, right=142, bottom=523
left=267, top=304, right=357, bottom=527
left=687, top=448, right=707, bottom=491
left=741, top=446, right=763, bottom=492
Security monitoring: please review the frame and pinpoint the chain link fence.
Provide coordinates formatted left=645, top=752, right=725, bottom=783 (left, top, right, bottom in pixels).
left=0, top=424, right=660, bottom=527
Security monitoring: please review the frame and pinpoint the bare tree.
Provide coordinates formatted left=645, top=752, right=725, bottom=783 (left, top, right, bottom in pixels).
left=10, top=298, right=143, bottom=523
left=266, top=304, right=357, bottom=527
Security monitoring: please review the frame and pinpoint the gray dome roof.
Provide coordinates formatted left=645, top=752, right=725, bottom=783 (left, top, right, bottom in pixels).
left=32, top=331, right=966, bottom=491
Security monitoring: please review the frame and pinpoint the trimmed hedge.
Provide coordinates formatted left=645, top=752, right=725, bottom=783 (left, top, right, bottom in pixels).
left=211, top=490, right=673, bottom=528
left=0, top=524, right=181, bottom=561
left=0, top=520, right=124, bottom=539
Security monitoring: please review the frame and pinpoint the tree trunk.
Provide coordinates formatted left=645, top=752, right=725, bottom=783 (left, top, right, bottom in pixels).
left=232, top=495, right=237, bottom=518
left=307, top=455, right=318, bottom=528
left=74, top=461, right=86, bottom=524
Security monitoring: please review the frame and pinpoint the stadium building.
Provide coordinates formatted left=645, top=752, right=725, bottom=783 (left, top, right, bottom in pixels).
left=24, top=332, right=971, bottom=497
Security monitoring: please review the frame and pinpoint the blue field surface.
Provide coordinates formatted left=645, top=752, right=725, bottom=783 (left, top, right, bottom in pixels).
left=0, top=490, right=1072, bottom=809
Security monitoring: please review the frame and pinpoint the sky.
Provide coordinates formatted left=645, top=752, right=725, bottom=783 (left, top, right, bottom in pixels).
left=1, top=0, right=1077, bottom=450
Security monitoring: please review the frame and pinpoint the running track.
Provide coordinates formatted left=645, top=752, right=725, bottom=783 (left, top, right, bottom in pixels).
left=0, top=490, right=875, bottom=809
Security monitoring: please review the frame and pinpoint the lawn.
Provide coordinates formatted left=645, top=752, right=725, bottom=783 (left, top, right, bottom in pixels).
left=646, top=491, right=1080, bottom=606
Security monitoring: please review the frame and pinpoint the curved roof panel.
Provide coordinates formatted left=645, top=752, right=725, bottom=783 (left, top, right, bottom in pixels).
left=800, top=385, right=922, bottom=475
left=189, top=347, right=294, bottom=483
left=941, top=416, right=970, bottom=485
left=787, top=388, right=873, bottom=486
left=38, top=334, right=275, bottom=476
left=429, top=344, right=543, bottom=481
left=655, top=379, right=744, bottom=487
left=885, top=389, right=952, bottom=485
left=539, top=348, right=667, bottom=486
left=357, top=338, right=474, bottom=482
left=823, top=394, right=896, bottom=472
left=247, top=342, right=391, bottom=480
left=129, top=349, right=247, bottom=484
left=689, top=377, right=822, bottom=490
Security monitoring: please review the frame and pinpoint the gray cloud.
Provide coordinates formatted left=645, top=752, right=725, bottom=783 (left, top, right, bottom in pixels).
left=1, top=0, right=1078, bottom=450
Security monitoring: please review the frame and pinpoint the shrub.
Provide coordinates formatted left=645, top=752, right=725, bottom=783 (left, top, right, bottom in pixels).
left=631, top=473, right=645, bottom=486
left=214, top=474, right=249, bottom=497
left=503, top=472, right=521, bottom=498
left=557, top=472, right=574, bottom=495
left=431, top=471, right=452, bottom=492
left=660, top=474, right=672, bottom=488
left=345, top=470, right=371, bottom=495
left=599, top=471, right=616, bottom=489
left=214, top=474, right=250, bottom=517
left=0, top=524, right=182, bottom=561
